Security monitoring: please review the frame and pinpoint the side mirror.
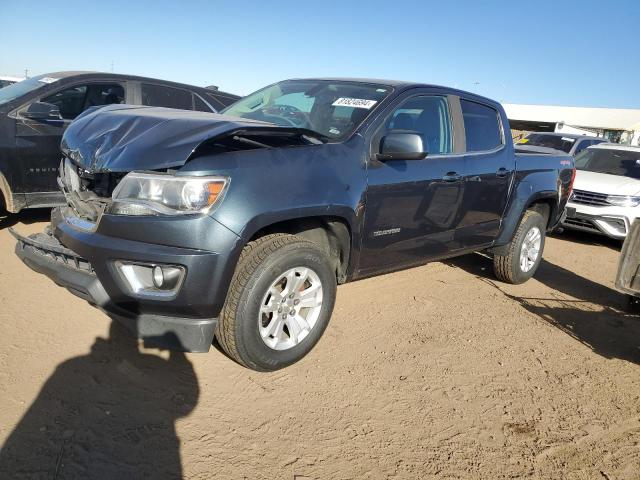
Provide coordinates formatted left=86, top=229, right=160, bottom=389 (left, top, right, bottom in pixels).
left=376, top=132, right=427, bottom=161
left=22, top=102, right=62, bottom=120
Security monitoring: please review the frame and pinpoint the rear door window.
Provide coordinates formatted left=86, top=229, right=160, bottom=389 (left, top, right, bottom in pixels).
left=460, top=99, right=503, bottom=152
left=141, top=83, right=193, bottom=110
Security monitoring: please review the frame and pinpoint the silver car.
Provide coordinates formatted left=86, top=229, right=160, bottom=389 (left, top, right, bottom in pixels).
left=562, top=144, right=640, bottom=239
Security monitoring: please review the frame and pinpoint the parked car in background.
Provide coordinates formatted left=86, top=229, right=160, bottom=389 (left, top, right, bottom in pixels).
left=0, top=71, right=239, bottom=213
left=517, top=132, right=606, bottom=156
left=562, top=144, right=640, bottom=239
left=12, top=78, right=574, bottom=371
left=0, top=76, right=26, bottom=89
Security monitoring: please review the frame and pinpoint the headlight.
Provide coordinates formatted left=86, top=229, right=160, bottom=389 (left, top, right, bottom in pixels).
left=605, top=195, right=640, bottom=208
left=108, top=172, right=228, bottom=216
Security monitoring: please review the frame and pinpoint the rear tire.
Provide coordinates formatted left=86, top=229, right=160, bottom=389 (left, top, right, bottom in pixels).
left=493, top=210, right=546, bottom=284
left=215, top=233, right=337, bottom=371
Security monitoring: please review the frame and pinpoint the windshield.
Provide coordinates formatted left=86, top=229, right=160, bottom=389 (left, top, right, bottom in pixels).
left=575, top=148, right=640, bottom=179
left=0, top=75, right=59, bottom=107
left=222, top=80, right=391, bottom=140
left=517, top=133, right=576, bottom=153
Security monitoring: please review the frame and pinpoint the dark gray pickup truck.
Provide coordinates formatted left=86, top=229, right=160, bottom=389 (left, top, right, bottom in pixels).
left=12, top=78, right=575, bottom=371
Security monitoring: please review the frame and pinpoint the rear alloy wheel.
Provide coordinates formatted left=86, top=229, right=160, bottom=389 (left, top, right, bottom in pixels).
left=519, top=226, right=542, bottom=273
left=215, top=234, right=336, bottom=371
left=493, top=210, right=547, bottom=284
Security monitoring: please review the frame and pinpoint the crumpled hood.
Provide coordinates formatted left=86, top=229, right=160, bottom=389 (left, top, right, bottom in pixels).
left=61, top=104, right=277, bottom=172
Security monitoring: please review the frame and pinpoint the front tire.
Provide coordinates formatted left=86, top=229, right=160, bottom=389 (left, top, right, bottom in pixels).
left=215, top=234, right=337, bottom=371
left=493, top=210, right=546, bottom=284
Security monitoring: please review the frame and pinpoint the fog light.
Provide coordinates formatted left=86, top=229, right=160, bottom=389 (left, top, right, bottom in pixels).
left=115, top=261, right=185, bottom=298
left=156, top=266, right=183, bottom=290
left=152, top=265, right=164, bottom=288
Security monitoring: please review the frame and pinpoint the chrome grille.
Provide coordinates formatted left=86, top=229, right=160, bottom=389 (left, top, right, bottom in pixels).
left=570, top=189, right=610, bottom=207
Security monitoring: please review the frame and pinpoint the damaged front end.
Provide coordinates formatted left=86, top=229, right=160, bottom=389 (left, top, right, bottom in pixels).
left=57, top=157, right=122, bottom=225
left=11, top=103, right=329, bottom=351
left=57, top=104, right=325, bottom=222
left=12, top=102, right=333, bottom=351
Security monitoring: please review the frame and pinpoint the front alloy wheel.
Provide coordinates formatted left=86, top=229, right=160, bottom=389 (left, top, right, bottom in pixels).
left=259, top=267, right=324, bottom=350
left=215, top=234, right=336, bottom=371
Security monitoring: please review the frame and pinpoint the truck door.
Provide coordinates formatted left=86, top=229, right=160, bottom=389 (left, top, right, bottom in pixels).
left=457, top=98, right=514, bottom=248
left=14, top=82, right=126, bottom=200
left=359, top=93, right=467, bottom=274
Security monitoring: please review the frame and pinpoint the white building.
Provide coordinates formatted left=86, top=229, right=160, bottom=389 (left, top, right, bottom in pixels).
left=503, top=103, right=640, bottom=145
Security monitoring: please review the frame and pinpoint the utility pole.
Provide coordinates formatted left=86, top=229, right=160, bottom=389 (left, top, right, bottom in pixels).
left=110, top=60, right=114, bottom=73
left=24, top=68, right=28, bottom=79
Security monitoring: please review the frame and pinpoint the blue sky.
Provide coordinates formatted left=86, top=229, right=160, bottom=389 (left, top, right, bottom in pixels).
left=1, top=0, right=639, bottom=108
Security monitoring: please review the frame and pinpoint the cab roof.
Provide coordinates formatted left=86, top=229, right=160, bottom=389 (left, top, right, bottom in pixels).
left=31, top=71, right=239, bottom=99
left=288, top=77, right=502, bottom=107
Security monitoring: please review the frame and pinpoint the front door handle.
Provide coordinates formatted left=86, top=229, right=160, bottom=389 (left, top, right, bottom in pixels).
left=496, top=167, right=510, bottom=178
left=442, top=172, right=462, bottom=182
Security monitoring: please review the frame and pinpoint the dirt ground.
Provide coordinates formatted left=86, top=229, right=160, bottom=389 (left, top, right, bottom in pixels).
left=0, top=210, right=639, bottom=480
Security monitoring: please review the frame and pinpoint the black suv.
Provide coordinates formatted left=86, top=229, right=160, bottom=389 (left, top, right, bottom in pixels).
left=0, top=71, right=239, bottom=213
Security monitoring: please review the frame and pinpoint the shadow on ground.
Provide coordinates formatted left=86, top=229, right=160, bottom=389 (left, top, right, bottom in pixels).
left=0, top=322, right=199, bottom=479
left=550, top=229, right=622, bottom=252
left=0, top=208, right=51, bottom=230
left=448, top=254, right=640, bottom=365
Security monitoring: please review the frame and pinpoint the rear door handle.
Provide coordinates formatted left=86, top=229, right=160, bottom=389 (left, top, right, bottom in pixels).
left=442, top=172, right=462, bottom=183
left=496, top=167, right=510, bottom=178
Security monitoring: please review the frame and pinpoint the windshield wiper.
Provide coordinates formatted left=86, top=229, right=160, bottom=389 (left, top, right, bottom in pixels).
left=232, top=135, right=273, bottom=149
left=301, top=133, right=326, bottom=145
left=233, top=129, right=329, bottom=148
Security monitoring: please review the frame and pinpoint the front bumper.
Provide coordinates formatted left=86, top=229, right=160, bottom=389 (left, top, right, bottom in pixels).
left=561, top=201, right=635, bottom=239
left=11, top=207, right=242, bottom=352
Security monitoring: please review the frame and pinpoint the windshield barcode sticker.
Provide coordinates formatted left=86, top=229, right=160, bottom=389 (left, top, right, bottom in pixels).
left=332, top=98, right=378, bottom=109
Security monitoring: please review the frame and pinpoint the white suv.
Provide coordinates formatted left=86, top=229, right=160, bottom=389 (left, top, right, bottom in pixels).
left=563, top=144, right=640, bottom=239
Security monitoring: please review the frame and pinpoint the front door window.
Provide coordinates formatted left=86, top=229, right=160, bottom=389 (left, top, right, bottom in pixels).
left=42, top=83, right=125, bottom=120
